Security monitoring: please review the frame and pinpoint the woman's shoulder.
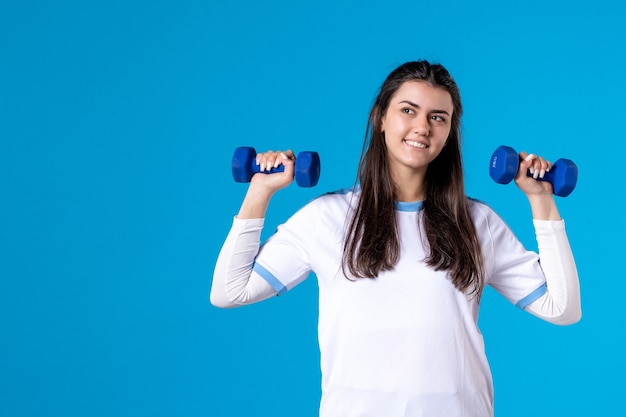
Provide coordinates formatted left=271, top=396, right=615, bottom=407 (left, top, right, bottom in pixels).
left=287, top=186, right=359, bottom=220
left=306, top=186, right=360, bottom=208
left=466, top=197, right=516, bottom=237
left=467, top=197, right=504, bottom=224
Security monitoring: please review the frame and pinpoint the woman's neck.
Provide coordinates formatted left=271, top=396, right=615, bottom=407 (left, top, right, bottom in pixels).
left=391, top=168, right=426, bottom=202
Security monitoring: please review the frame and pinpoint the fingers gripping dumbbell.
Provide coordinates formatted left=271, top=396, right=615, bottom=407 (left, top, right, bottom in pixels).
left=231, top=146, right=321, bottom=188
left=489, top=145, right=578, bottom=197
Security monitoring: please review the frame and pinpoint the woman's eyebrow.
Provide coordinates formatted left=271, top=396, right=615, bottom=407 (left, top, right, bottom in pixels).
left=399, top=100, right=450, bottom=115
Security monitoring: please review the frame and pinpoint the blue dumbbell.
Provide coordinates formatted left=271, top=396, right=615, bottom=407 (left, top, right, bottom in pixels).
left=232, top=146, right=321, bottom=188
left=489, top=145, right=578, bottom=197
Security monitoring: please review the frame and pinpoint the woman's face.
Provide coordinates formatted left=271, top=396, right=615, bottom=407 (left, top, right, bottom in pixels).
left=381, top=80, right=454, bottom=178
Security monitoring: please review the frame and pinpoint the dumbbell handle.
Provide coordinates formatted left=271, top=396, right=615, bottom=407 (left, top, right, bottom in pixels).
left=248, top=159, right=287, bottom=175
left=526, top=165, right=556, bottom=183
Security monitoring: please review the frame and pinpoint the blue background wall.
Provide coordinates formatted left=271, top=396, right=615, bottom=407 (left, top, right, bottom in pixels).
left=1, top=0, right=624, bottom=415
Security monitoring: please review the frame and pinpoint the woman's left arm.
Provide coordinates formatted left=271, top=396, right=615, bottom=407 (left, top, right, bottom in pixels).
left=516, top=151, right=581, bottom=325
left=524, top=219, right=581, bottom=325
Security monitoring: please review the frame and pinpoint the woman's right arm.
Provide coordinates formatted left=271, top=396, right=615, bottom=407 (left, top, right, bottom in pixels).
left=210, top=217, right=276, bottom=308
left=210, top=150, right=296, bottom=308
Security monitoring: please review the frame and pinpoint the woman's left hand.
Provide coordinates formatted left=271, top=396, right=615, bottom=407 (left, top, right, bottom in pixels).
left=515, top=151, right=555, bottom=197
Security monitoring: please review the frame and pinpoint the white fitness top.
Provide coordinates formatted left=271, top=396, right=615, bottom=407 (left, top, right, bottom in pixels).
left=211, top=188, right=581, bottom=417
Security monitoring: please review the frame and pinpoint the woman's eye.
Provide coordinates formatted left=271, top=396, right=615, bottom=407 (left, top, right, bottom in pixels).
left=402, top=108, right=414, bottom=114
left=431, top=115, right=446, bottom=122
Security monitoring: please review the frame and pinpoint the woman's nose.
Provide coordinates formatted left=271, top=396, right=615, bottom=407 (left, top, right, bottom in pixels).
left=413, top=116, right=430, bottom=136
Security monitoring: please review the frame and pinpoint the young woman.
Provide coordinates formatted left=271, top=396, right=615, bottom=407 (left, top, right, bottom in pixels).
left=211, top=60, right=581, bottom=417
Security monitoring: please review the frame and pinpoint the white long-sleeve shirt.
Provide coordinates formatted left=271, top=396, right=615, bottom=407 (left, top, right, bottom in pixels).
left=211, top=189, right=581, bottom=417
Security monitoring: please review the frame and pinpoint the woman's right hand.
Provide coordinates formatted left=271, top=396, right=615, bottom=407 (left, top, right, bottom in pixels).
left=249, top=149, right=296, bottom=193
left=236, top=150, right=296, bottom=219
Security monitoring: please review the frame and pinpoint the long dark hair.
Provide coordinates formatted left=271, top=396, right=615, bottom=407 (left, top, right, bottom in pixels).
left=342, top=60, right=484, bottom=296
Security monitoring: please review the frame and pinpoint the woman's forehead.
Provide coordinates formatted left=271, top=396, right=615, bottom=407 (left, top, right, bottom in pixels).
left=391, top=81, right=454, bottom=111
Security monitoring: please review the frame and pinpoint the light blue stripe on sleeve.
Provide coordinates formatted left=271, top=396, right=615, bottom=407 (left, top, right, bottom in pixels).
left=253, top=262, right=287, bottom=295
left=515, top=283, right=548, bottom=309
